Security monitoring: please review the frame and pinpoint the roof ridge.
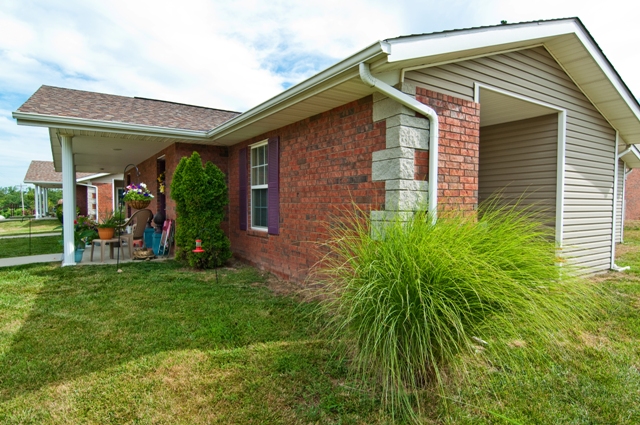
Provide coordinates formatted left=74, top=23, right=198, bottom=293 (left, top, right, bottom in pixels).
left=133, top=96, right=241, bottom=114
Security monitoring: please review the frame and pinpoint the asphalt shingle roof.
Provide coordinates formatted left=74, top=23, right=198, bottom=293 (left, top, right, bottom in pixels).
left=24, top=160, right=95, bottom=184
left=17, top=86, right=241, bottom=132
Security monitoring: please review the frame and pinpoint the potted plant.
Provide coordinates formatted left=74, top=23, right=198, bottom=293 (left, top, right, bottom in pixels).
left=96, top=210, right=120, bottom=239
left=74, top=216, right=97, bottom=262
left=55, top=216, right=97, bottom=263
left=123, top=182, right=154, bottom=209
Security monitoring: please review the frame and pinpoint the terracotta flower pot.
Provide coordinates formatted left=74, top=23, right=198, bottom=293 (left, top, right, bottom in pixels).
left=97, top=227, right=115, bottom=240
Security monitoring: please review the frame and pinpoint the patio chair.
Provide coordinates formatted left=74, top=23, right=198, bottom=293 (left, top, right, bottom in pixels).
left=117, top=209, right=153, bottom=258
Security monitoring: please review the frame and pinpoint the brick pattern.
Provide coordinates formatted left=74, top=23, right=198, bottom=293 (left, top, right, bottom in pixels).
left=228, top=96, right=386, bottom=281
left=95, top=183, right=114, bottom=214
left=625, top=170, right=640, bottom=220
left=415, top=88, right=480, bottom=212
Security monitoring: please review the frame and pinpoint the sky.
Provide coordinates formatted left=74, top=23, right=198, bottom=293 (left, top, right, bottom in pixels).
left=1, top=0, right=639, bottom=187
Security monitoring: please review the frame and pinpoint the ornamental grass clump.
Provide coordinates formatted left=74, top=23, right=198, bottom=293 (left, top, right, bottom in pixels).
left=315, top=201, right=601, bottom=422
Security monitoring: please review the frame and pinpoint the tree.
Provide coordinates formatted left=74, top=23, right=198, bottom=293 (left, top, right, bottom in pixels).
left=170, top=152, right=231, bottom=268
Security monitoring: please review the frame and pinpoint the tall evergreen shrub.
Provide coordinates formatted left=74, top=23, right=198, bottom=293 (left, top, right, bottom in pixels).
left=171, top=152, right=231, bottom=268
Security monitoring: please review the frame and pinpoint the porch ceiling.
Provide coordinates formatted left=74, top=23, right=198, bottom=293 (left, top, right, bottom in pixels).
left=478, top=89, right=557, bottom=127
left=48, top=128, right=195, bottom=174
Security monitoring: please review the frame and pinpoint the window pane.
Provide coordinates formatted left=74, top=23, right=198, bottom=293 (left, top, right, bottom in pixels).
left=252, top=188, right=268, bottom=228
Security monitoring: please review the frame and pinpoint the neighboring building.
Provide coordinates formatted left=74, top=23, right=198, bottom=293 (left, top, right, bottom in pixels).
left=13, top=18, right=640, bottom=277
left=625, top=170, right=640, bottom=222
left=23, top=160, right=123, bottom=219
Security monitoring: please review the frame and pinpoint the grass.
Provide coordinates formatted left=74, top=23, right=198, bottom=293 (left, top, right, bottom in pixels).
left=0, top=218, right=59, bottom=237
left=0, top=261, right=382, bottom=424
left=0, top=236, right=62, bottom=259
left=0, top=229, right=639, bottom=423
left=315, top=204, right=602, bottom=422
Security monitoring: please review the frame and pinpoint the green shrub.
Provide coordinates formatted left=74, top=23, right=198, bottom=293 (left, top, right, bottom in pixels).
left=171, top=152, right=231, bottom=269
left=315, top=202, right=601, bottom=422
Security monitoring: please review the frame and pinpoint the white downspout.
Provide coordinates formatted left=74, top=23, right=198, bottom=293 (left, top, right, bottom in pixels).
left=359, top=62, right=439, bottom=221
left=611, top=133, right=629, bottom=272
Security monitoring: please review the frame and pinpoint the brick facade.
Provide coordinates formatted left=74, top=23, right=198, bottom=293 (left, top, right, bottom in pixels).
left=95, top=183, right=113, bottom=214
left=228, top=96, right=386, bottom=281
left=626, top=170, right=640, bottom=220
left=131, top=90, right=480, bottom=282
left=415, top=88, right=480, bottom=212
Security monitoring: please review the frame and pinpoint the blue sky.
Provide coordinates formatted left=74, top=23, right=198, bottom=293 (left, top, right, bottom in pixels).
left=1, top=0, right=639, bottom=187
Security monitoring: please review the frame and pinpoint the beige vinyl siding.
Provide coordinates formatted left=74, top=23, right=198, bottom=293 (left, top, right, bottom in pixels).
left=406, top=46, right=616, bottom=272
left=479, top=114, right=557, bottom=224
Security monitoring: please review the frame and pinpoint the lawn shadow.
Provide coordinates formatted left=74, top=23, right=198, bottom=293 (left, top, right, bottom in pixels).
left=0, top=261, right=317, bottom=402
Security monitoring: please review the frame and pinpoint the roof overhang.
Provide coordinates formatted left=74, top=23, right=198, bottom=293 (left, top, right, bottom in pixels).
left=207, top=18, right=640, bottom=146
left=620, top=145, right=640, bottom=169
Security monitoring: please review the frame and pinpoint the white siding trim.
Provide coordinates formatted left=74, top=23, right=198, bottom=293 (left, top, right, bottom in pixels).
left=474, top=83, right=566, bottom=246
left=556, top=112, right=567, bottom=247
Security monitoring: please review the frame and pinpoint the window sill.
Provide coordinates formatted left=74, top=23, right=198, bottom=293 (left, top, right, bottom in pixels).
left=247, top=228, right=269, bottom=238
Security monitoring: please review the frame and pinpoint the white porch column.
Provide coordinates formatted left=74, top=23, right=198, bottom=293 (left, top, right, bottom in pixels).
left=43, top=188, right=49, bottom=216
left=61, top=135, right=76, bottom=266
left=34, top=186, right=40, bottom=219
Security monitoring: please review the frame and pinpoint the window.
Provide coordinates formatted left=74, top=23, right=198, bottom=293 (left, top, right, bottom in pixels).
left=251, top=142, right=269, bottom=229
left=239, top=137, right=279, bottom=234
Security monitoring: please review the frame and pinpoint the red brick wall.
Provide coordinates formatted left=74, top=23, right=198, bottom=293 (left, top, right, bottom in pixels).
left=415, top=88, right=481, bottom=212
left=228, top=96, right=386, bottom=281
left=95, top=183, right=113, bottom=214
left=626, top=170, right=640, bottom=220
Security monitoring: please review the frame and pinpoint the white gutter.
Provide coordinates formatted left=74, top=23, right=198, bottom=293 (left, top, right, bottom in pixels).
left=358, top=62, right=439, bottom=221
left=12, top=112, right=209, bottom=140
left=611, top=133, right=630, bottom=272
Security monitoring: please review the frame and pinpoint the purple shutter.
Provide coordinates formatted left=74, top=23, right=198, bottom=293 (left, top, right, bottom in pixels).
left=267, top=136, right=279, bottom=235
left=239, top=148, right=247, bottom=231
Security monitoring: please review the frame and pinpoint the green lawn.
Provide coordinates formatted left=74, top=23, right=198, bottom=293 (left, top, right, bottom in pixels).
left=0, top=218, right=60, bottom=236
left=0, top=236, right=61, bottom=259
left=0, top=238, right=639, bottom=423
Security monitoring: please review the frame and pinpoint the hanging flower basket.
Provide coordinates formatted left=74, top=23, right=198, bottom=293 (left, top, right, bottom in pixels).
left=127, top=199, right=151, bottom=210
left=123, top=182, right=154, bottom=210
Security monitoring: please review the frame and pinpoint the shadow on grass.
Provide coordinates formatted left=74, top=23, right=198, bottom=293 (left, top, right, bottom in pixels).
left=0, top=261, right=319, bottom=403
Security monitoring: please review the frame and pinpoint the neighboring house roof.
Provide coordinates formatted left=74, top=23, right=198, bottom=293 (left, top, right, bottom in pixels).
left=17, top=85, right=240, bottom=132
left=23, top=160, right=109, bottom=187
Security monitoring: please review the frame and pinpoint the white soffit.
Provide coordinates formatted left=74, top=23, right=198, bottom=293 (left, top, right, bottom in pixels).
left=478, top=89, right=557, bottom=127
left=620, top=145, right=640, bottom=169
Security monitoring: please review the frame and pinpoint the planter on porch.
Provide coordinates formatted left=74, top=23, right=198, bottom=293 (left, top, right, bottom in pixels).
left=75, top=248, right=85, bottom=263
left=97, top=227, right=115, bottom=240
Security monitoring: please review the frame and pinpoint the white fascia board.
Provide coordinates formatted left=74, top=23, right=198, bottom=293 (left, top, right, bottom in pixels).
left=77, top=173, right=110, bottom=182
left=12, top=112, right=210, bottom=140
left=386, top=20, right=578, bottom=63
left=208, top=41, right=391, bottom=140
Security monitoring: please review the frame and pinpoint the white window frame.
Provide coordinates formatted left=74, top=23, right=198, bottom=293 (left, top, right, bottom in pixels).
left=250, top=140, right=269, bottom=230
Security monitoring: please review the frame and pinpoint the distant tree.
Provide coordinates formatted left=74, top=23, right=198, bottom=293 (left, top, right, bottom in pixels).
left=170, top=152, right=231, bottom=269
